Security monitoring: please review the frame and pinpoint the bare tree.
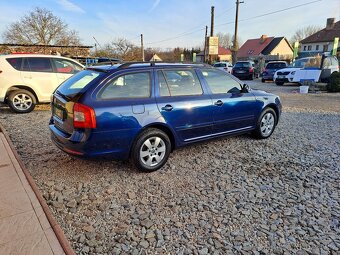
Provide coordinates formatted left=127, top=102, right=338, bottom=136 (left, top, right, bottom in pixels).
left=2, top=7, right=81, bottom=46
left=290, top=25, right=322, bottom=44
left=94, top=38, right=140, bottom=61
left=216, top=32, right=243, bottom=49
left=216, top=32, right=233, bottom=48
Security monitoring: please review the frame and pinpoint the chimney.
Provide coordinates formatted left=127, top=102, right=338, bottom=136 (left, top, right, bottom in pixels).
left=260, top=35, right=267, bottom=44
left=326, top=18, right=335, bottom=30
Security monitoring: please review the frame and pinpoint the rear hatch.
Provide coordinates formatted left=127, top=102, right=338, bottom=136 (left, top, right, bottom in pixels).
left=266, top=63, right=287, bottom=75
left=233, top=62, right=251, bottom=74
left=51, top=69, right=105, bottom=135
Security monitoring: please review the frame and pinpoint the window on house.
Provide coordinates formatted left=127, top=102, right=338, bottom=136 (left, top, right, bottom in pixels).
left=316, top=45, right=319, bottom=51
left=307, top=45, right=312, bottom=51
left=323, top=45, right=328, bottom=52
left=303, top=46, right=307, bottom=51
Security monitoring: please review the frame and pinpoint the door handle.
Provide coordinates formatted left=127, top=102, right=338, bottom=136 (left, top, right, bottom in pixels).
left=214, top=100, right=223, bottom=106
left=161, top=104, right=173, bottom=111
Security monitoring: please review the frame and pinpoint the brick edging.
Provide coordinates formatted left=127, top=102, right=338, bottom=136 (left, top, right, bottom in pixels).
left=0, top=123, right=76, bottom=255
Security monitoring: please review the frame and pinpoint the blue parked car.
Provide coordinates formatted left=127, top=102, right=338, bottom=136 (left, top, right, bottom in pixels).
left=261, top=61, right=288, bottom=83
left=50, top=62, right=282, bottom=172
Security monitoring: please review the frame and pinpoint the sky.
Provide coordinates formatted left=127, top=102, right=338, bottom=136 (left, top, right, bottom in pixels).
left=0, top=0, right=339, bottom=50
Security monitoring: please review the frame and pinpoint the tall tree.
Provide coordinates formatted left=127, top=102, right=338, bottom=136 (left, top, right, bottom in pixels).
left=2, top=7, right=81, bottom=46
left=290, top=25, right=322, bottom=44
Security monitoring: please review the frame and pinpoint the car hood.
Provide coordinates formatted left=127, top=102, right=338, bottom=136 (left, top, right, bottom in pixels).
left=275, top=67, right=301, bottom=73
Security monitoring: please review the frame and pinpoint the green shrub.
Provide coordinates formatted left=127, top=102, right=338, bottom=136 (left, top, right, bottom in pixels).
left=327, top=72, right=340, bottom=92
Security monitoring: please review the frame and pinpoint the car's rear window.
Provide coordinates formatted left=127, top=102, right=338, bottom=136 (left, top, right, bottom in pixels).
left=234, top=62, right=251, bottom=68
left=56, top=70, right=104, bottom=98
left=6, top=58, right=23, bottom=70
left=214, top=63, right=227, bottom=67
left=266, top=62, right=287, bottom=69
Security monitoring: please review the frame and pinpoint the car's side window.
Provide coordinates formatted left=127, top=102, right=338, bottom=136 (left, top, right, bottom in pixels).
left=159, top=69, right=203, bottom=97
left=98, top=72, right=151, bottom=99
left=202, top=69, right=242, bottom=94
left=26, top=58, right=53, bottom=72
left=157, top=71, right=171, bottom=97
left=52, top=59, right=82, bottom=74
left=6, top=58, right=23, bottom=71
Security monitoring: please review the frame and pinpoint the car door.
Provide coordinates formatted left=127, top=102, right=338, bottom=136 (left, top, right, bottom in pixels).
left=199, top=68, right=257, bottom=134
left=20, top=57, right=59, bottom=102
left=51, top=58, right=83, bottom=84
left=155, top=69, right=213, bottom=143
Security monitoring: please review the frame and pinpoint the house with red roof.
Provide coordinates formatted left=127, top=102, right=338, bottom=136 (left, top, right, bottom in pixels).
left=196, top=46, right=232, bottom=63
left=237, top=35, right=293, bottom=61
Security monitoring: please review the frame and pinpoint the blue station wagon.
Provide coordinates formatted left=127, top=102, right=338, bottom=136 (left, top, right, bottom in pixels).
left=49, top=62, right=282, bottom=172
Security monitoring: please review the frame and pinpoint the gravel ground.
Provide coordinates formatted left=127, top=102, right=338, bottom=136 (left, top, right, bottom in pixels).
left=0, top=81, right=339, bottom=255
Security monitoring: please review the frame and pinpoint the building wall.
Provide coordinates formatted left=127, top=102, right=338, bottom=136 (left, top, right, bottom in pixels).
left=270, top=40, right=293, bottom=56
left=219, top=54, right=232, bottom=62
left=300, top=42, right=333, bottom=53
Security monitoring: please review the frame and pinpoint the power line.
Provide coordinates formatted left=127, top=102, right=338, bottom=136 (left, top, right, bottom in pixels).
left=143, top=0, right=323, bottom=47
left=215, top=0, right=322, bottom=27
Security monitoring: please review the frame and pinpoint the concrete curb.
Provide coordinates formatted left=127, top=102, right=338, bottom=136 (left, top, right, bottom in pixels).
left=0, top=122, right=76, bottom=255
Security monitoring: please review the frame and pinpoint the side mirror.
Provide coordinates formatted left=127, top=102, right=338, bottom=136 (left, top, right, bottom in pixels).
left=241, top=84, right=250, bottom=93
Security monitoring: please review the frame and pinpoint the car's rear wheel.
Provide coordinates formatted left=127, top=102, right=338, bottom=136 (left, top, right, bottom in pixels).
left=252, top=108, right=277, bottom=139
left=132, top=128, right=171, bottom=172
left=275, top=81, right=284, bottom=86
left=8, top=89, right=36, bottom=113
left=261, top=78, right=265, bottom=83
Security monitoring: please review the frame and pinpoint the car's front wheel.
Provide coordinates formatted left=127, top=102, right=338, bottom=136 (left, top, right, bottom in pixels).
left=275, top=81, right=284, bottom=86
left=253, top=108, right=277, bottom=139
left=7, top=89, right=36, bottom=113
left=132, top=128, right=171, bottom=172
left=261, top=78, right=265, bottom=83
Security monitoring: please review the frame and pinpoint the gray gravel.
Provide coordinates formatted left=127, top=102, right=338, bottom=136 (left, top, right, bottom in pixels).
left=0, top=84, right=340, bottom=255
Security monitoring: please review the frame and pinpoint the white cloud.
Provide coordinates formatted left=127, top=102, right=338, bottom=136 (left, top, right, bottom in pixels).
left=57, top=0, right=85, bottom=14
left=149, top=0, right=161, bottom=12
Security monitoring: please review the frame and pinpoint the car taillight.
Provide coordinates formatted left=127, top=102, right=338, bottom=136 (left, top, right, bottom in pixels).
left=73, top=103, right=96, bottom=129
left=249, top=67, right=254, bottom=73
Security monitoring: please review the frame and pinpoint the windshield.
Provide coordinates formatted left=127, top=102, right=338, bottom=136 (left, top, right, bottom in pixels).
left=266, top=62, right=287, bottom=69
left=289, top=57, right=321, bottom=68
left=214, top=63, right=227, bottom=67
left=234, top=62, right=251, bottom=68
left=56, top=70, right=104, bottom=98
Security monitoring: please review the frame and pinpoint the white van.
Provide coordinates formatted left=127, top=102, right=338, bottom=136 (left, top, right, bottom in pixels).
left=0, top=54, right=84, bottom=113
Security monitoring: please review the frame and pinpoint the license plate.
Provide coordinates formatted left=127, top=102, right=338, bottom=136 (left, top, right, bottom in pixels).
left=238, top=70, right=246, bottom=73
left=278, top=75, right=285, bottom=79
left=54, top=106, right=64, bottom=120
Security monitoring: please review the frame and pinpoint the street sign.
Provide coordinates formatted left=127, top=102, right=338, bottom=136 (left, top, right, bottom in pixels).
left=208, top=36, right=219, bottom=55
left=332, top=37, right=339, bottom=56
left=293, top=41, right=299, bottom=59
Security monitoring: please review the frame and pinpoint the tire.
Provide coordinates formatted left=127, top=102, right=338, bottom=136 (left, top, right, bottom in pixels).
left=252, top=108, right=277, bottom=139
left=131, top=128, right=171, bottom=172
left=275, top=81, right=284, bottom=86
left=261, top=78, right=265, bottom=83
left=8, top=89, right=36, bottom=113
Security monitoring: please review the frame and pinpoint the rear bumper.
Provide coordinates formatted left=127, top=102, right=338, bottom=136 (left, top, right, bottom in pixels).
left=49, top=124, right=131, bottom=160
left=233, top=72, right=252, bottom=79
left=262, top=74, right=274, bottom=80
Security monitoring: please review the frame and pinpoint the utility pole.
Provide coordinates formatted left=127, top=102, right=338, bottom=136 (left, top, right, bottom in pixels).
left=210, top=6, right=215, bottom=37
left=232, top=0, right=244, bottom=64
left=204, top=26, right=208, bottom=63
left=209, top=6, right=215, bottom=64
left=141, top=34, right=145, bottom=62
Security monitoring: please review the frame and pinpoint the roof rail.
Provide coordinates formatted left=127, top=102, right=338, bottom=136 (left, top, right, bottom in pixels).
left=117, top=61, right=212, bottom=69
left=118, top=62, right=156, bottom=69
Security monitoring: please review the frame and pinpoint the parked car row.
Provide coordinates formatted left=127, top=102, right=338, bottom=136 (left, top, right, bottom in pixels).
left=214, top=61, right=259, bottom=80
